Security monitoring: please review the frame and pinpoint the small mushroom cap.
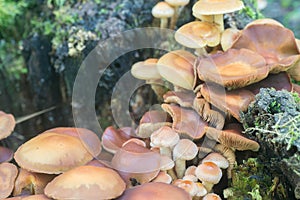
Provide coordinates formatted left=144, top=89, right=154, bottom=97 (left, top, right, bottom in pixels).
left=173, top=139, right=198, bottom=161
left=203, top=193, right=222, bottom=200
left=0, top=111, right=15, bottom=140
left=173, top=179, right=199, bottom=196
left=195, top=162, right=222, bottom=184
left=0, top=162, right=18, bottom=199
left=221, top=27, right=240, bottom=51
left=152, top=171, right=172, bottom=184
left=195, top=182, right=208, bottom=197
left=193, top=0, right=244, bottom=15
left=117, top=182, right=192, bottom=200
left=45, top=165, right=125, bottom=200
left=0, top=146, right=14, bottom=163
left=151, top=126, right=180, bottom=148
left=175, top=21, right=220, bottom=48
left=157, top=50, right=196, bottom=90
left=160, top=155, right=175, bottom=170
left=44, top=127, right=102, bottom=157
left=202, top=152, right=229, bottom=169
left=152, top=2, right=175, bottom=18
left=196, top=48, right=268, bottom=89
left=165, top=0, right=190, bottom=6
left=14, top=132, right=95, bottom=174
left=131, top=58, right=162, bottom=80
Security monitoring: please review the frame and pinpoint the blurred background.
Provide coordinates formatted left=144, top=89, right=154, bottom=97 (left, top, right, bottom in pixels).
left=0, top=0, right=299, bottom=148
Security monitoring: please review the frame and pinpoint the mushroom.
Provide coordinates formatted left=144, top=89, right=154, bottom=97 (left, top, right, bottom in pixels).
left=44, top=165, right=126, bottom=200
left=231, top=20, right=300, bottom=73
left=152, top=2, right=175, bottom=28
left=136, top=110, right=172, bottom=138
left=157, top=50, right=196, bottom=90
left=213, top=144, right=236, bottom=179
left=117, top=182, right=192, bottom=200
left=0, top=162, right=18, bottom=199
left=173, top=179, right=199, bottom=197
left=203, top=193, right=222, bottom=200
left=151, top=126, right=179, bottom=158
left=159, top=155, right=177, bottom=180
left=195, top=182, right=208, bottom=199
left=165, top=0, right=190, bottom=29
left=183, top=165, right=198, bottom=182
left=196, top=48, right=268, bottom=89
left=205, top=126, right=260, bottom=152
left=175, top=21, right=220, bottom=55
left=220, top=27, right=240, bottom=51
left=0, top=146, right=14, bottom=163
left=173, top=139, right=198, bottom=178
left=200, top=83, right=255, bottom=121
left=195, top=162, right=222, bottom=192
left=111, top=142, right=161, bottom=186
left=151, top=171, right=172, bottom=184
left=13, top=168, right=55, bottom=196
left=4, top=194, right=51, bottom=200
left=0, top=111, right=16, bottom=140
left=192, top=0, right=244, bottom=31
left=163, top=90, right=195, bottom=108
left=202, top=152, right=229, bottom=169
left=161, top=103, right=208, bottom=139
left=14, top=131, right=97, bottom=174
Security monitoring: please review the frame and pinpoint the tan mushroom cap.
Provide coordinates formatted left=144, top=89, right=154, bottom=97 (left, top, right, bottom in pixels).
left=44, top=127, right=102, bottom=157
left=202, top=152, right=229, bottom=169
left=0, top=111, right=16, bottom=140
left=221, top=27, right=240, bottom=51
left=151, top=126, right=180, bottom=150
left=131, top=58, right=162, bottom=80
left=195, top=162, right=222, bottom=192
left=152, top=2, right=175, bottom=18
left=175, top=21, right=221, bottom=48
left=192, top=0, right=244, bottom=15
left=165, top=0, right=190, bottom=6
left=0, top=162, right=18, bottom=199
left=14, top=132, right=95, bottom=174
left=206, top=126, right=260, bottom=151
left=162, top=104, right=208, bottom=139
left=13, top=168, right=55, bottom=196
left=157, top=50, right=196, bottom=90
left=245, top=18, right=284, bottom=28
left=0, top=146, right=14, bottom=163
left=231, top=22, right=300, bottom=73
left=203, top=193, right=222, bottom=200
left=197, top=48, right=268, bottom=89
left=111, top=142, right=161, bottom=186
left=163, top=90, right=195, bottom=108
left=152, top=171, right=172, bottom=184
left=44, top=165, right=125, bottom=200
left=117, top=182, right=192, bottom=200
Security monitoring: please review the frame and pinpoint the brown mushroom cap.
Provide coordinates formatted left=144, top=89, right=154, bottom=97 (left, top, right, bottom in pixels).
left=0, top=162, right=18, bottom=199
left=245, top=18, right=284, bottom=28
left=131, top=58, right=162, bottom=80
left=0, top=146, right=14, bottom=163
left=44, top=127, right=101, bottom=157
left=44, top=165, right=125, bottom=200
left=231, top=22, right=300, bottom=73
left=13, top=168, right=55, bottom=196
left=175, top=21, right=221, bottom=48
left=192, top=0, right=244, bottom=15
left=157, top=50, right=196, bottom=90
left=117, top=182, right=192, bottom=200
left=196, top=48, right=268, bottom=89
left=161, top=104, right=208, bottom=139
left=163, top=90, right=195, bottom=108
left=0, top=111, right=16, bottom=140
left=14, top=132, right=95, bottom=174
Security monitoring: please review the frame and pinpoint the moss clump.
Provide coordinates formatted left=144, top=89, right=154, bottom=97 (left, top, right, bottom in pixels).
left=224, top=158, right=286, bottom=200
left=241, top=88, right=300, bottom=152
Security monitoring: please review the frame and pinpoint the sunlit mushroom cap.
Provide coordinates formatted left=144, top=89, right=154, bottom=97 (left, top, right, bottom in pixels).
left=0, top=162, right=18, bottom=199
left=152, top=2, right=175, bottom=18
left=157, top=50, right=196, bottom=90
left=131, top=58, right=162, bottom=80
left=195, top=162, right=222, bottom=184
left=245, top=18, right=284, bottom=28
left=192, top=0, right=244, bottom=16
left=44, top=165, right=125, bottom=200
left=151, top=126, right=180, bottom=148
left=14, top=132, right=96, bottom=174
left=173, top=139, right=198, bottom=161
left=0, top=111, right=15, bottom=140
left=231, top=21, right=300, bottom=73
left=197, top=48, right=268, bottom=89
left=175, top=21, right=220, bottom=48
left=117, top=182, right=192, bottom=200
left=221, top=28, right=240, bottom=51
left=0, top=146, right=14, bottom=163
left=202, top=152, right=229, bottom=169
left=44, top=127, right=102, bottom=157
left=165, top=0, right=190, bottom=6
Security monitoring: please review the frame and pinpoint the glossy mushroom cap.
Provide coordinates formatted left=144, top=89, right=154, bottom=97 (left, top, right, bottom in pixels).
left=131, top=58, right=161, bottom=80
left=175, top=21, right=220, bottom=48
left=151, top=126, right=180, bottom=150
left=0, top=162, right=18, bottom=199
left=157, top=50, right=196, bottom=90
left=173, top=139, right=198, bottom=161
left=117, top=182, right=192, bottom=200
left=14, top=131, right=96, bottom=174
left=221, top=28, right=240, bottom=51
left=0, top=111, right=16, bottom=140
left=202, top=152, right=229, bottom=169
left=44, top=166, right=125, bottom=200
left=195, top=162, right=222, bottom=185
left=152, top=2, right=174, bottom=19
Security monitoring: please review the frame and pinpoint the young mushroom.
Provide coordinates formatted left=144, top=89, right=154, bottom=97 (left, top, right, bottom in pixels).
left=0, top=111, right=16, bottom=140
left=165, top=0, right=190, bottom=29
left=195, top=162, right=222, bottom=192
left=152, top=2, right=175, bottom=29
left=173, top=139, right=198, bottom=178
left=201, top=152, right=229, bottom=169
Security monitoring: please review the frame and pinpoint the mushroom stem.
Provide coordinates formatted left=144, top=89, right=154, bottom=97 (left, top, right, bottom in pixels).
left=195, top=47, right=207, bottom=56
left=214, top=14, right=224, bottom=32
left=161, top=18, right=168, bottom=29
left=202, top=181, right=214, bottom=193
left=167, top=168, right=177, bottom=180
left=175, top=159, right=186, bottom=178
left=170, top=6, right=179, bottom=29
left=160, top=147, right=172, bottom=158
left=198, top=15, right=214, bottom=23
